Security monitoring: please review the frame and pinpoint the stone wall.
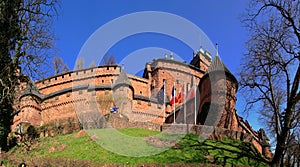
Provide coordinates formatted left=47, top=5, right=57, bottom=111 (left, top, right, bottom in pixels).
left=149, top=58, right=205, bottom=96
left=13, top=52, right=212, bottom=129
left=13, top=65, right=163, bottom=128
left=38, top=117, right=81, bottom=137
left=107, top=113, right=161, bottom=131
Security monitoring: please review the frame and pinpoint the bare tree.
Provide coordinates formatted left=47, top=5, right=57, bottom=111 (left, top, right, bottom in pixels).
left=61, top=64, right=70, bottom=73
left=53, top=55, right=69, bottom=74
left=240, top=0, right=299, bottom=166
left=89, top=60, right=96, bottom=68
left=0, top=0, right=59, bottom=150
left=75, top=57, right=85, bottom=70
left=100, top=53, right=116, bottom=65
left=53, top=55, right=69, bottom=75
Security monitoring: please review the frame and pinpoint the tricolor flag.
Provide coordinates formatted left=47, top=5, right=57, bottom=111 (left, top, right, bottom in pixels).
left=169, top=86, right=177, bottom=105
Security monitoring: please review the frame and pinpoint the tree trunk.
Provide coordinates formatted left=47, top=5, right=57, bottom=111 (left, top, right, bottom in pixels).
left=272, top=136, right=285, bottom=167
left=0, top=104, right=13, bottom=151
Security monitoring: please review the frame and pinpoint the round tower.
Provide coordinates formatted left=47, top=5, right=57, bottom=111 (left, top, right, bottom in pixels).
left=198, top=54, right=238, bottom=129
left=19, top=82, right=42, bottom=127
left=112, top=65, right=133, bottom=117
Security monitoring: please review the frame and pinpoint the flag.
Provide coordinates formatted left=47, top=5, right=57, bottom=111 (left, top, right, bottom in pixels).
left=186, top=86, right=196, bottom=101
left=156, top=84, right=165, bottom=104
left=169, top=86, right=177, bottom=104
left=177, top=85, right=185, bottom=103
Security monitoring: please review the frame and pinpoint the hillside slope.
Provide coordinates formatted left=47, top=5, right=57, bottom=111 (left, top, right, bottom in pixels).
left=2, top=128, right=269, bottom=166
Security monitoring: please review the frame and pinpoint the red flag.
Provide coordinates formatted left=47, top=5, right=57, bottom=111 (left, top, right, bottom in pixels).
left=177, top=85, right=185, bottom=103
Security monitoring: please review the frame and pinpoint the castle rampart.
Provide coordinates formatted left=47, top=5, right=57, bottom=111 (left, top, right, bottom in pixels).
left=12, top=50, right=272, bottom=159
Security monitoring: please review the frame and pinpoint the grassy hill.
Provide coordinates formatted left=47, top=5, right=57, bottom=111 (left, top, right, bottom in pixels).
left=2, top=128, right=269, bottom=166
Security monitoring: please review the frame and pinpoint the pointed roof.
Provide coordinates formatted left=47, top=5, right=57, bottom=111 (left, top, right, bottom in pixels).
left=20, top=82, right=42, bottom=99
left=206, top=55, right=232, bottom=75
left=203, top=45, right=238, bottom=88
left=115, top=65, right=132, bottom=86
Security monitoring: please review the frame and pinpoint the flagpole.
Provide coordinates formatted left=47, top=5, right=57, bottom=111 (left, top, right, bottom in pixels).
left=194, top=76, right=197, bottom=125
left=163, top=80, right=166, bottom=123
left=184, top=82, right=186, bottom=124
left=173, top=82, right=176, bottom=124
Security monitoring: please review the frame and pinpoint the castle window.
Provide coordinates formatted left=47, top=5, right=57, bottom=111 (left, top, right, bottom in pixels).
left=102, top=80, right=104, bottom=83
left=91, top=69, right=93, bottom=72
left=111, top=79, right=114, bottom=83
left=62, top=75, right=64, bottom=79
left=107, top=67, right=109, bottom=70
left=76, top=72, right=78, bottom=75
left=48, top=79, right=51, bottom=82
left=55, top=77, right=57, bottom=80
left=69, top=73, right=71, bottom=77
left=114, top=66, right=117, bottom=70
left=176, top=79, right=180, bottom=84
left=140, top=91, right=142, bottom=95
left=83, top=70, right=86, bottom=74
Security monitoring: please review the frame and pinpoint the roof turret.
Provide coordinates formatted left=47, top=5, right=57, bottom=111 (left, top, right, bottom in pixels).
left=202, top=44, right=238, bottom=89
left=114, top=64, right=132, bottom=87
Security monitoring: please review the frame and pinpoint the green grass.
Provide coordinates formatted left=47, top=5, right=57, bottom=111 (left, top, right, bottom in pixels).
left=118, top=128, right=160, bottom=137
left=7, top=128, right=269, bottom=166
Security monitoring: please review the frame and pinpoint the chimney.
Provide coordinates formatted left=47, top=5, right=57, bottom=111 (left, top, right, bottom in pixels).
left=165, top=53, right=168, bottom=59
left=170, top=53, right=174, bottom=60
left=121, top=64, right=124, bottom=72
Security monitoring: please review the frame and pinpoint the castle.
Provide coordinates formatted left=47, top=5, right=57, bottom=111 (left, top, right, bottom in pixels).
left=12, top=48, right=272, bottom=158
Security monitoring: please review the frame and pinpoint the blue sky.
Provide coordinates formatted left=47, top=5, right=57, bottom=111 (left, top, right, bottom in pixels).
left=53, top=0, right=262, bottom=130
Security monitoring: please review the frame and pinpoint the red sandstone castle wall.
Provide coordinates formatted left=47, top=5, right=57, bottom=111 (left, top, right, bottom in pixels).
left=13, top=95, right=42, bottom=128
left=128, top=74, right=150, bottom=97
left=199, top=73, right=240, bottom=131
left=13, top=64, right=178, bottom=128
left=150, top=59, right=205, bottom=97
